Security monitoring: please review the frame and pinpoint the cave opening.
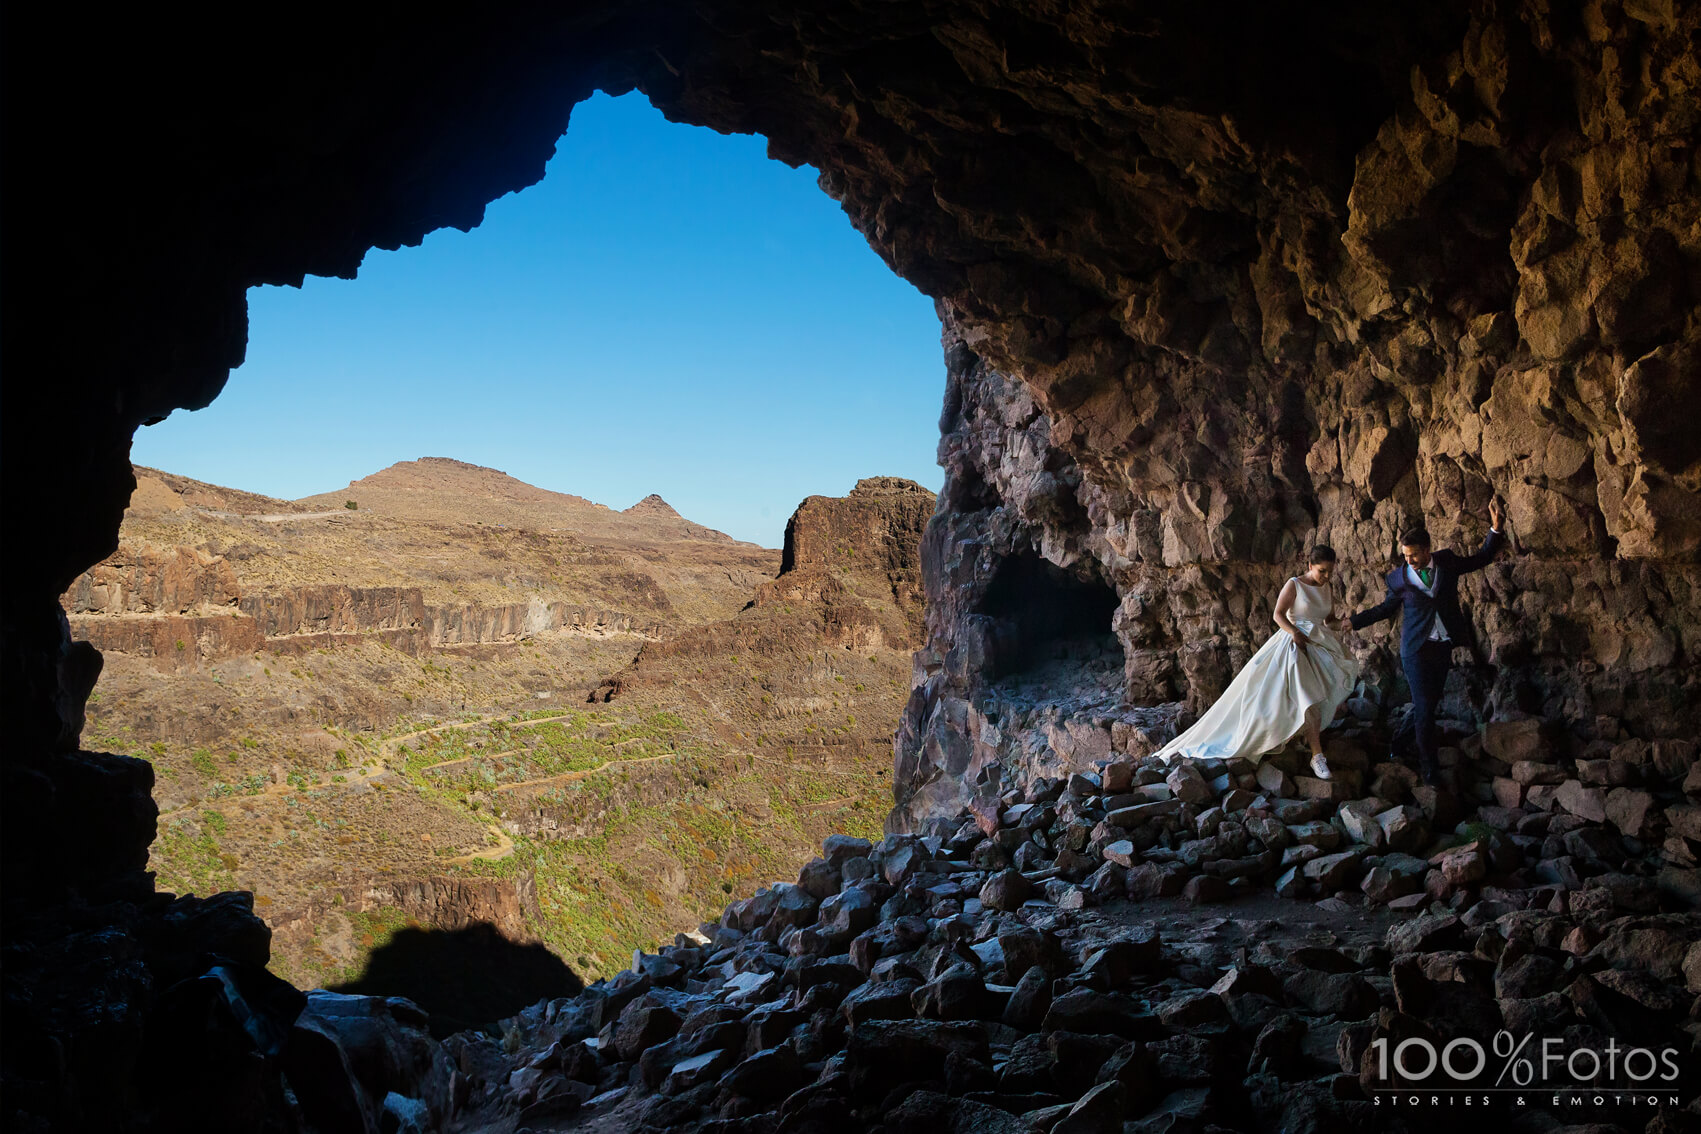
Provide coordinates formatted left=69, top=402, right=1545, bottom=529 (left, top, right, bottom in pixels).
left=67, top=89, right=945, bottom=1009
left=129, top=90, right=943, bottom=541
left=976, top=550, right=1123, bottom=685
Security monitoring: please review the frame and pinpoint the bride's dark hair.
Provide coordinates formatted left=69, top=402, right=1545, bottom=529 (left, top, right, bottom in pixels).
left=1307, top=545, right=1337, bottom=564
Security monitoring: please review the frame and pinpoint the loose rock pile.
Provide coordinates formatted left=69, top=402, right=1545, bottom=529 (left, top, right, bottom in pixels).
left=433, top=715, right=1701, bottom=1134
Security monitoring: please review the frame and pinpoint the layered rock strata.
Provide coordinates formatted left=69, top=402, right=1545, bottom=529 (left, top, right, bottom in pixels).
left=62, top=547, right=661, bottom=671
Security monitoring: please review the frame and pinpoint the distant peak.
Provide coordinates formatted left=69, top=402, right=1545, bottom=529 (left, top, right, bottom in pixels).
left=297, top=456, right=611, bottom=514
left=624, top=494, right=681, bottom=517
left=849, top=477, right=933, bottom=498
left=411, top=457, right=508, bottom=476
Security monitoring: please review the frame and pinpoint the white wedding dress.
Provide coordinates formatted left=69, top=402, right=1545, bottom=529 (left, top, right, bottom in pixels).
left=1156, top=576, right=1360, bottom=766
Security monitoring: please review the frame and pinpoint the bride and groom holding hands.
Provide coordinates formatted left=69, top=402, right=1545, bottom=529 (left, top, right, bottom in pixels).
left=1155, top=499, right=1508, bottom=788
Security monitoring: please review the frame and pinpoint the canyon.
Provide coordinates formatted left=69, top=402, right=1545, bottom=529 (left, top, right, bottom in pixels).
left=63, top=458, right=762, bottom=670
left=5, top=1, right=1701, bottom=1132
left=62, top=459, right=931, bottom=999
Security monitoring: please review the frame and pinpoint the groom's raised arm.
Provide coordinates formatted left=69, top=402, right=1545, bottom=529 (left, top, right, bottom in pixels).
left=1453, top=498, right=1507, bottom=574
left=1350, top=574, right=1401, bottom=631
left=1452, top=527, right=1505, bottom=574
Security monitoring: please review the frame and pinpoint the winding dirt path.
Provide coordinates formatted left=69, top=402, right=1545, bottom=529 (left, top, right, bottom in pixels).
left=157, top=710, right=576, bottom=823
left=488, top=750, right=679, bottom=795
left=442, top=822, right=515, bottom=865
left=382, top=712, right=575, bottom=763
left=748, top=752, right=870, bottom=776
left=418, top=748, right=518, bottom=774
left=158, top=762, right=392, bottom=823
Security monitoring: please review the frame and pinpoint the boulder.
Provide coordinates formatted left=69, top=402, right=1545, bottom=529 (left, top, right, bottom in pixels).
left=979, top=869, right=1033, bottom=911
left=1002, top=965, right=1053, bottom=1031
left=1374, top=805, right=1429, bottom=854
left=288, top=992, right=454, bottom=1134
left=1301, top=848, right=1367, bottom=890
left=1553, top=780, right=1609, bottom=823
left=1165, top=763, right=1214, bottom=806
left=999, top=925, right=1067, bottom=980
left=1483, top=719, right=1552, bottom=763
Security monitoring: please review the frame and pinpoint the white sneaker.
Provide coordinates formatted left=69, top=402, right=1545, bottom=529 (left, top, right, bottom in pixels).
left=1310, top=752, right=1332, bottom=780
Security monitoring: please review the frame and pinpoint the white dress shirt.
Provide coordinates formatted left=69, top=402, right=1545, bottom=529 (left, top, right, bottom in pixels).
left=1408, top=528, right=1500, bottom=645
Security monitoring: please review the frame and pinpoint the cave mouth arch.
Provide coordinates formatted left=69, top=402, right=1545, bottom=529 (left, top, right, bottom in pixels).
left=127, top=88, right=943, bottom=544
left=976, top=550, right=1123, bottom=685
left=67, top=86, right=947, bottom=1005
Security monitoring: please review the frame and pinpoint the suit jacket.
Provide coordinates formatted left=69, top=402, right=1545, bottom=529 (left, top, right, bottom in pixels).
left=1349, top=530, right=1504, bottom=662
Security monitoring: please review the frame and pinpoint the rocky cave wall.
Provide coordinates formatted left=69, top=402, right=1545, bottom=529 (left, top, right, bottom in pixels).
left=871, top=1, right=1701, bottom=829
left=5, top=0, right=1701, bottom=1128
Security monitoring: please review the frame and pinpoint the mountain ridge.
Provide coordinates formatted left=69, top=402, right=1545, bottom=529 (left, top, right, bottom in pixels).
left=294, top=457, right=747, bottom=546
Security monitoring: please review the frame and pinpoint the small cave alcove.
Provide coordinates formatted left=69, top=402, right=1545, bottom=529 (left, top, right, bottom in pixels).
left=976, top=551, right=1123, bottom=686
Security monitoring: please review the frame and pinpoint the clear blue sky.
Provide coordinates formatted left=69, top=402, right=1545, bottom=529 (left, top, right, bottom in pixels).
left=132, top=91, right=945, bottom=547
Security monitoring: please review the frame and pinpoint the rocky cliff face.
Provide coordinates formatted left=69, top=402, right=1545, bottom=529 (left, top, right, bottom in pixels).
left=63, top=543, right=666, bottom=671
left=892, top=306, right=1701, bottom=830
left=267, top=875, right=543, bottom=977
left=881, top=3, right=1701, bottom=832
left=767, top=477, right=937, bottom=642
left=64, top=544, right=242, bottom=614
left=593, top=477, right=934, bottom=699
left=240, top=586, right=656, bottom=648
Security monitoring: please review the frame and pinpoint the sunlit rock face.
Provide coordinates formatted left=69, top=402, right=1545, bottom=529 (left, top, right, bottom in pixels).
left=848, top=2, right=1701, bottom=827
left=13, top=2, right=1700, bottom=781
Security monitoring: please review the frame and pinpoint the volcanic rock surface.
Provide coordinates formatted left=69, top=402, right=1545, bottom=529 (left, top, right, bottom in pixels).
left=429, top=717, right=1701, bottom=1134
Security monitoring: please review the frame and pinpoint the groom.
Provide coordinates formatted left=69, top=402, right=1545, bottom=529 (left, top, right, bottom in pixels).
left=1349, top=500, right=1506, bottom=787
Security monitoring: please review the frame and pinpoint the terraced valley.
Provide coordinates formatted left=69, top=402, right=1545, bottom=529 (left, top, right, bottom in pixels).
left=72, top=460, right=934, bottom=991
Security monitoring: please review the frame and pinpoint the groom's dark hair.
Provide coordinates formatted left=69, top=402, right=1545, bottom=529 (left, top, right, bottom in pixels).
left=1307, top=545, right=1337, bottom=564
left=1400, top=526, right=1432, bottom=548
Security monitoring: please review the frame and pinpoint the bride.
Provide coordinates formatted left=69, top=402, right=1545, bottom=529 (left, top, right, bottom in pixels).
left=1155, top=546, right=1359, bottom=781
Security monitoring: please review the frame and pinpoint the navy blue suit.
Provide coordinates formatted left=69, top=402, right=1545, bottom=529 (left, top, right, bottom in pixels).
left=1350, top=529, right=1504, bottom=775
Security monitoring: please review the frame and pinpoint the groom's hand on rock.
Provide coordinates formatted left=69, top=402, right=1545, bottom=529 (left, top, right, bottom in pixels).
left=1488, top=497, right=1505, bottom=531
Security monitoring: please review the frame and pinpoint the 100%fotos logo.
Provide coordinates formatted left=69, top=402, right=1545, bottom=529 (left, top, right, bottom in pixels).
left=1368, top=1030, right=1683, bottom=1088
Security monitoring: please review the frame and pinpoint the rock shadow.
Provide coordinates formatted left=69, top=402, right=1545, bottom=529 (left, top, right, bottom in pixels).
left=330, top=922, right=582, bottom=1037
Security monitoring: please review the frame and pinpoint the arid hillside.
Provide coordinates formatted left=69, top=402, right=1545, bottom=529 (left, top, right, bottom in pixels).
left=104, top=458, right=776, bottom=625
left=299, top=457, right=739, bottom=546
left=67, top=460, right=934, bottom=991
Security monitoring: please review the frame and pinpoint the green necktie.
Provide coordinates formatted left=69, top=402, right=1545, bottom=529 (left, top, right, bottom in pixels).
left=1418, top=567, right=1433, bottom=588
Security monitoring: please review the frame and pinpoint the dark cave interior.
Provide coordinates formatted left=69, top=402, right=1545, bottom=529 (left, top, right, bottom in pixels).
left=976, top=551, right=1124, bottom=682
